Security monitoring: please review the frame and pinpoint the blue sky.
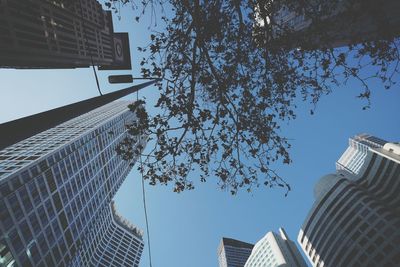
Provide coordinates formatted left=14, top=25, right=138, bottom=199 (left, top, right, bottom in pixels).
left=0, top=2, right=399, bottom=267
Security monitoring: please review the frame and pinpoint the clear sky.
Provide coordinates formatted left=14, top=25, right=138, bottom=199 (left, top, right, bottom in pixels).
left=0, top=2, right=399, bottom=267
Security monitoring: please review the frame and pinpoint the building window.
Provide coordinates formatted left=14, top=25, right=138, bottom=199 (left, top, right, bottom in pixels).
left=366, top=245, right=375, bottom=254
left=383, top=244, right=393, bottom=254
left=358, top=253, right=367, bottom=263
left=0, top=241, right=16, bottom=267
left=367, top=229, right=377, bottom=238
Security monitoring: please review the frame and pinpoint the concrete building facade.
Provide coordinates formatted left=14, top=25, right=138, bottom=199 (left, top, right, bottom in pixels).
left=298, top=135, right=400, bottom=266
left=0, top=0, right=131, bottom=69
left=0, top=101, right=144, bottom=266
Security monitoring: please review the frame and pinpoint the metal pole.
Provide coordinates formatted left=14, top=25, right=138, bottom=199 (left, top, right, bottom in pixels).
left=0, top=79, right=159, bottom=150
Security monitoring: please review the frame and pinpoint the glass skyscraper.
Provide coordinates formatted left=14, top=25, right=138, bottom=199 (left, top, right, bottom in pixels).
left=0, top=101, right=145, bottom=267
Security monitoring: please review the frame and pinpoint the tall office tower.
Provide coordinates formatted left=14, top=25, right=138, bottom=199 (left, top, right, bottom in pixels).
left=0, top=0, right=131, bottom=69
left=336, top=134, right=387, bottom=175
left=218, top=237, right=254, bottom=267
left=255, top=0, right=400, bottom=48
left=298, top=135, right=400, bottom=267
left=0, top=101, right=145, bottom=267
left=245, top=228, right=307, bottom=267
left=82, top=201, right=144, bottom=267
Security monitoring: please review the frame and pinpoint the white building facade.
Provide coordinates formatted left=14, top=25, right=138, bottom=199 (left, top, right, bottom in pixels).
left=245, top=228, right=307, bottom=267
left=336, top=134, right=387, bottom=175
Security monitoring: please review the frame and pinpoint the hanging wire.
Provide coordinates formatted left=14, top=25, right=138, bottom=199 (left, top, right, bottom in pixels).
left=139, top=155, right=153, bottom=267
left=77, top=0, right=103, bottom=96
left=137, top=89, right=153, bottom=267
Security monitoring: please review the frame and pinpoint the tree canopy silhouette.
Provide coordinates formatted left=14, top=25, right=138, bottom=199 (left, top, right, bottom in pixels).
left=110, top=0, right=400, bottom=194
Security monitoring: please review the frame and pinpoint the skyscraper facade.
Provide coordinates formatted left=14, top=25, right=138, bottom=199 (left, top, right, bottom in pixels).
left=0, top=0, right=131, bottom=69
left=298, top=135, right=400, bottom=266
left=245, top=228, right=307, bottom=267
left=0, top=101, right=145, bottom=266
left=256, top=0, right=400, bottom=49
left=83, top=201, right=144, bottom=267
left=218, top=237, right=254, bottom=267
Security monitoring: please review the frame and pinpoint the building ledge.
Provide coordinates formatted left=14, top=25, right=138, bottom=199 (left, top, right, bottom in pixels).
left=110, top=201, right=144, bottom=240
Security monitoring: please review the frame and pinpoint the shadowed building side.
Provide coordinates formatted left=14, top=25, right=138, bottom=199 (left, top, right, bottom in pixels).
left=0, top=0, right=131, bottom=70
left=218, top=237, right=254, bottom=267
left=255, top=0, right=400, bottom=49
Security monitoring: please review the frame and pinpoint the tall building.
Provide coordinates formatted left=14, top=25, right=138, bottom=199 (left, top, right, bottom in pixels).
left=256, top=0, right=400, bottom=49
left=218, top=237, right=254, bottom=267
left=0, top=101, right=145, bottom=266
left=336, top=134, right=387, bottom=175
left=0, top=0, right=131, bottom=69
left=298, top=135, right=400, bottom=266
left=86, top=201, right=144, bottom=267
left=245, top=228, right=307, bottom=267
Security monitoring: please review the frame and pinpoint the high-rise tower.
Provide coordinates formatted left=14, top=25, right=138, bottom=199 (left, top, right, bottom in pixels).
left=255, top=0, right=400, bottom=49
left=245, top=228, right=307, bottom=267
left=82, top=201, right=144, bottom=267
left=218, top=237, right=254, bottom=267
left=0, top=0, right=131, bottom=70
left=336, top=134, right=387, bottom=175
left=298, top=135, right=400, bottom=266
left=0, top=101, right=145, bottom=267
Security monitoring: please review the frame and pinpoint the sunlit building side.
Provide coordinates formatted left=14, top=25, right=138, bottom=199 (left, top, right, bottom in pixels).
left=336, top=134, right=387, bottom=175
left=245, top=228, right=307, bottom=267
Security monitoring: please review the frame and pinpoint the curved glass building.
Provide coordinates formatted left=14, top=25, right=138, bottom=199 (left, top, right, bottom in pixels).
left=298, top=135, right=400, bottom=266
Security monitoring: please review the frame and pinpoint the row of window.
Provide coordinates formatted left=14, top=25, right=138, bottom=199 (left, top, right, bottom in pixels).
left=0, top=102, right=130, bottom=179
left=0, top=103, right=138, bottom=266
left=303, top=154, right=382, bottom=249
left=305, top=159, right=400, bottom=266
